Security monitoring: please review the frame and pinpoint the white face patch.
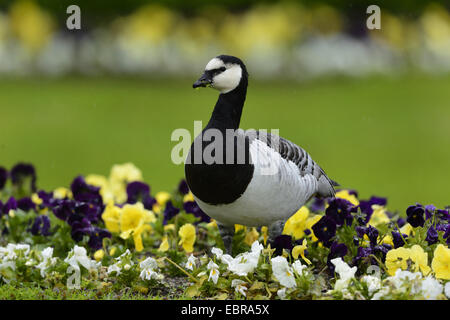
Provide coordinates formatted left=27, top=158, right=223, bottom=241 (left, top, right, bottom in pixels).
left=204, top=58, right=243, bottom=94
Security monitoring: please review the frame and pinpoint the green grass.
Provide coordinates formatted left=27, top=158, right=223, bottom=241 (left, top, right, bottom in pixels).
left=0, top=74, right=449, bottom=213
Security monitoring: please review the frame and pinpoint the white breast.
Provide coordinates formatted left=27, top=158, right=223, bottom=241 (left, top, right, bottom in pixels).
left=194, top=139, right=318, bottom=227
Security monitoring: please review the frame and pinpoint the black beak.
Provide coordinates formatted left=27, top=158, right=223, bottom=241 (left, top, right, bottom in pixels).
left=193, top=73, right=212, bottom=88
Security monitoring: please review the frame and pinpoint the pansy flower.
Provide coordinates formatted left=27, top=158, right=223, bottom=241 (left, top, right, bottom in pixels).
left=183, top=201, right=211, bottom=223
left=30, top=215, right=51, bottom=236
left=327, top=242, right=348, bottom=272
left=17, top=197, right=36, bottom=212
left=309, top=197, right=326, bottom=213
left=178, top=179, right=189, bottom=195
left=272, top=235, right=293, bottom=255
left=391, top=231, right=407, bottom=248
left=425, top=226, right=438, bottom=245
left=3, top=197, right=17, bottom=215
left=10, top=163, right=37, bottom=193
left=406, top=204, right=425, bottom=228
left=0, top=167, right=7, bottom=190
left=311, top=215, right=336, bottom=246
left=359, top=196, right=387, bottom=223
left=71, top=176, right=103, bottom=206
left=163, top=201, right=180, bottom=225
left=178, top=223, right=196, bottom=253
left=325, top=198, right=355, bottom=227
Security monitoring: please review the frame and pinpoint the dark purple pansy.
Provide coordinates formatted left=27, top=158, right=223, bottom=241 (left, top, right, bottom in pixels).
left=359, top=196, right=387, bottom=223
left=52, top=199, right=75, bottom=221
left=70, top=217, right=93, bottom=242
left=37, top=190, right=56, bottom=208
left=391, top=231, right=407, bottom=248
left=10, top=163, right=37, bottom=192
left=436, top=209, right=450, bottom=222
left=74, top=202, right=103, bottom=224
left=3, top=197, right=17, bottom=215
left=183, top=201, right=211, bottom=223
left=325, top=198, right=355, bottom=226
left=178, top=179, right=189, bottom=195
left=373, top=244, right=391, bottom=259
left=425, top=205, right=435, bottom=220
left=327, top=242, right=348, bottom=272
left=310, top=197, right=326, bottom=213
left=0, top=167, right=7, bottom=190
left=163, top=201, right=180, bottom=225
left=126, top=181, right=156, bottom=210
left=406, top=204, right=425, bottom=228
left=272, top=235, right=293, bottom=255
left=397, top=217, right=406, bottom=228
left=30, top=215, right=51, bottom=236
left=426, top=226, right=439, bottom=245
left=311, top=215, right=336, bottom=246
left=88, top=227, right=111, bottom=250
left=365, top=226, right=379, bottom=247
left=353, top=246, right=373, bottom=265
left=71, top=176, right=103, bottom=206
left=17, top=197, right=36, bottom=212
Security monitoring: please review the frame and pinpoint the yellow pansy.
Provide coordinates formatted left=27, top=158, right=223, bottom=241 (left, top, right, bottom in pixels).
left=163, top=224, right=176, bottom=232
left=292, top=239, right=312, bottom=265
left=206, top=219, right=218, bottom=229
left=305, top=214, right=322, bottom=242
left=235, top=224, right=246, bottom=233
left=385, top=245, right=431, bottom=276
left=119, top=202, right=156, bottom=252
left=178, top=223, right=196, bottom=253
left=335, top=190, right=359, bottom=206
left=283, top=206, right=309, bottom=239
left=183, top=192, right=194, bottom=203
left=155, top=191, right=171, bottom=205
left=31, top=193, right=43, bottom=206
left=385, top=247, right=411, bottom=276
left=109, top=247, right=117, bottom=256
left=409, top=245, right=431, bottom=275
left=368, top=205, right=390, bottom=227
left=400, top=223, right=414, bottom=237
left=94, top=249, right=105, bottom=261
left=431, top=244, right=450, bottom=280
left=53, top=187, right=72, bottom=199
left=101, top=202, right=122, bottom=233
left=109, top=163, right=143, bottom=203
left=158, top=236, right=170, bottom=252
left=245, top=228, right=259, bottom=246
left=86, top=174, right=114, bottom=203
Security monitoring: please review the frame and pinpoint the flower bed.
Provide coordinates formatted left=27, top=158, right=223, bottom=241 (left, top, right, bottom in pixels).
left=0, top=162, right=449, bottom=300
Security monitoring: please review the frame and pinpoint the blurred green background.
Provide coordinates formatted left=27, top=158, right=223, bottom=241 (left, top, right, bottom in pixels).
left=0, top=0, right=449, bottom=213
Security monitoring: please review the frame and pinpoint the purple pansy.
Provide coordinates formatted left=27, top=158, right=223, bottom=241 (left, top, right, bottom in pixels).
left=71, top=176, right=103, bottom=206
left=163, top=201, right=180, bottom=225
left=30, top=215, right=51, bottom=236
left=0, top=167, right=7, bottom=190
left=272, top=235, right=293, bottom=255
left=425, top=205, right=436, bottom=220
left=17, top=197, right=36, bottom=212
left=327, top=242, right=348, bottom=272
left=359, top=196, right=387, bottom=223
left=325, top=198, right=355, bottom=227
left=178, top=179, right=189, bottom=195
left=310, top=197, right=326, bottom=213
left=406, top=204, right=425, bottom=228
left=183, top=201, right=211, bottom=223
left=10, top=163, right=37, bottom=192
left=426, top=226, right=439, bottom=245
left=311, top=215, right=336, bottom=246
left=126, top=181, right=157, bottom=210
left=2, top=197, right=17, bottom=215
left=391, top=231, right=407, bottom=248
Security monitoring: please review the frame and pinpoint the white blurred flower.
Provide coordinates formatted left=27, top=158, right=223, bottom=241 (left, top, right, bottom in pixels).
left=271, top=256, right=296, bottom=288
left=211, top=247, right=223, bottom=259
left=231, top=279, right=248, bottom=297
left=64, top=245, right=97, bottom=272
left=36, top=247, right=57, bottom=277
left=139, top=257, right=163, bottom=281
left=361, top=275, right=381, bottom=296
left=330, top=258, right=357, bottom=291
left=292, top=260, right=307, bottom=276
left=420, top=276, right=443, bottom=300
left=226, top=241, right=262, bottom=277
left=207, top=260, right=220, bottom=284
left=277, top=287, right=287, bottom=300
left=444, top=282, right=450, bottom=299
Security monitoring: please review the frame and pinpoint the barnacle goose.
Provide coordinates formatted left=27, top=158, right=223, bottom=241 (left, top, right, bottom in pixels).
left=185, top=55, right=337, bottom=254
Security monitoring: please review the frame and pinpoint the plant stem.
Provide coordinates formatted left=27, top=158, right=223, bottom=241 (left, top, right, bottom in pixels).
left=163, top=256, right=199, bottom=284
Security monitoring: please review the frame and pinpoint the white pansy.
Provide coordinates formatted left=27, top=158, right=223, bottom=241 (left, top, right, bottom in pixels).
left=207, top=260, right=220, bottom=284
left=185, top=254, right=197, bottom=271
left=231, top=279, right=248, bottom=297
left=139, top=257, right=163, bottom=281
left=36, top=247, right=57, bottom=277
left=361, top=275, right=381, bottom=295
left=389, top=269, right=422, bottom=294
left=271, top=256, right=296, bottom=288
left=211, top=247, right=223, bottom=259
left=292, top=260, right=307, bottom=276
left=420, top=276, right=443, bottom=300
left=64, top=245, right=97, bottom=272
left=277, top=288, right=287, bottom=300
left=444, top=282, right=450, bottom=299
left=330, top=258, right=357, bottom=292
left=226, top=241, right=263, bottom=277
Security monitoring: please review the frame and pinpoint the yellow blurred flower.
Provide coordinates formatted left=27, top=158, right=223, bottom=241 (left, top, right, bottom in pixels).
left=235, top=224, right=246, bottom=233
left=101, top=202, right=122, bottom=233
left=53, top=187, right=72, bottom=200
left=207, top=219, right=218, bottom=229
left=335, top=190, right=359, bottom=206
left=86, top=174, right=114, bottom=203
left=31, top=193, right=43, bottom=206
left=163, top=224, right=176, bottom=232
left=183, top=192, right=194, bottom=203
left=305, top=214, right=322, bottom=242
left=283, top=206, right=309, bottom=239
left=245, top=228, right=259, bottom=246
left=178, top=223, right=196, bottom=253
left=431, top=244, right=450, bottom=280
left=292, top=239, right=311, bottom=265
left=368, top=205, right=390, bottom=227
left=109, top=247, right=117, bottom=256
left=94, top=249, right=105, bottom=262
left=158, top=236, right=170, bottom=252
left=409, top=245, right=431, bottom=276
left=9, top=0, right=54, bottom=52
left=109, top=163, right=143, bottom=203
left=261, top=226, right=268, bottom=245
left=155, top=191, right=171, bottom=205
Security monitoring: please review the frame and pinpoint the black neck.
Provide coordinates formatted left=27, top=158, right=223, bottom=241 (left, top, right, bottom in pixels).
left=206, top=78, right=248, bottom=131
